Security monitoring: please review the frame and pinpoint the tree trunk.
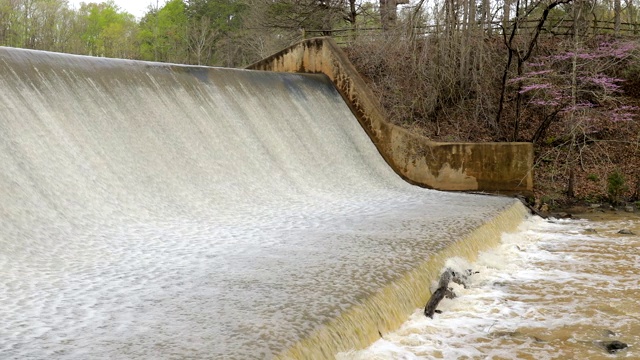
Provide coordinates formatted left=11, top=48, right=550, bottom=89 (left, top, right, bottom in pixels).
left=615, top=0, right=621, bottom=36
left=380, top=0, right=399, bottom=31
left=503, top=0, right=512, bottom=32
left=633, top=174, right=640, bottom=201
left=513, top=58, right=524, bottom=141
left=460, top=0, right=470, bottom=86
left=482, top=0, right=491, bottom=34
left=629, top=0, right=638, bottom=35
left=495, top=0, right=520, bottom=129
left=424, top=269, right=477, bottom=318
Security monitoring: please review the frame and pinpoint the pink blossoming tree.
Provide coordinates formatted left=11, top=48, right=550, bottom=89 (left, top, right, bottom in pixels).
left=512, top=36, right=639, bottom=197
left=511, top=37, right=638, bottom=144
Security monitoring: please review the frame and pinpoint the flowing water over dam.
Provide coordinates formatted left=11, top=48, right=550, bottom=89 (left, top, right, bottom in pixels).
left=0, top=47, right=524, bottom=359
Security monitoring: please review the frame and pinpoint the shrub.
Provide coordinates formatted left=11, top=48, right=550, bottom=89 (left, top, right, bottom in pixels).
left=607, top=170, right=627, bottom=205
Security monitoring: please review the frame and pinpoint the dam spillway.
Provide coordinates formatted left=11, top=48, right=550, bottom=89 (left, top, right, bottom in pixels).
left=0, top=47, right=525, bottom=359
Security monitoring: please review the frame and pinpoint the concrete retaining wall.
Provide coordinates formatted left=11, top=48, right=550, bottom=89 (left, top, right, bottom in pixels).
left=248, top=37, right=533, bottom=194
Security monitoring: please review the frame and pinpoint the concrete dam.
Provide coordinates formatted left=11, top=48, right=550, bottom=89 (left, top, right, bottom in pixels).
left=0, top=46, right=527, bottom=358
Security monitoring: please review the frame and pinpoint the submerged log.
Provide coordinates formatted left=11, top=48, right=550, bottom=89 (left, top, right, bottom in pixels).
left=424, top=268, right=478, bottom=318
left=424, top=269, right=453, bottom=318
left=516, top=195, right=548, bottom=219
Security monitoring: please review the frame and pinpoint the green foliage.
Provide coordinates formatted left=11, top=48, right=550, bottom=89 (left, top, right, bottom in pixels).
left=583, top=193, right=602, bottom=204
left=607, top=170, right=628, bottom=205
left=189, top=0, right=246, bottom=33
left=0, top=0, right=360, bottom=66
left=136, top=0, right=251, bottom=65
left=188, top=0, right=248, bottom=65
left=78, top=1, right=137, bottom=57
left=266, top=0, right=332, bottom=31
left=138, top=0, right=188, bottom=63
left=587, top=173, right=599, bottom=181
left=0, top=0, right=256, bottom=66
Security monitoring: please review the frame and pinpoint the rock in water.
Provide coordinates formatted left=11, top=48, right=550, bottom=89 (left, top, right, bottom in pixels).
left=600, top=340, right=628, bottom=354
left=450, top=269, right=477, bottom=289
left=554, top=212, right=572, bottom=219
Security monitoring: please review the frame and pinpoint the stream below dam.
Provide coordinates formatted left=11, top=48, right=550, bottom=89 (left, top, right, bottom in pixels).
left=341, top=212, right=639, bottom=359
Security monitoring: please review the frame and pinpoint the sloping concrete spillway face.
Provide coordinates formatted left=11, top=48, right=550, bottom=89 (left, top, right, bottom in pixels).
left=0, top=47, right=525, bottom=359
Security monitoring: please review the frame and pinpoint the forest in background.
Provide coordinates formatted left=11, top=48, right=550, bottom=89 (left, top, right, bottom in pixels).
left=1, top=0, right=639, bottom=208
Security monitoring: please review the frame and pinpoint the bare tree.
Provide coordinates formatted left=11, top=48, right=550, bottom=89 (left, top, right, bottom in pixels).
left=381, top=0, right=410, bottom=30
left=495, top=0, right=573, bottom=140
left=503, top=0, right=512, bottom=30
left=614, top=0, right=621, bottom=34
left=188, top=15, right=217, bottom=65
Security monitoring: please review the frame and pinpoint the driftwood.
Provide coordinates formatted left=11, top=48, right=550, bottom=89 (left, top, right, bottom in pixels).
left=424, top=268, right=478, bottom=318
left=516, top=195, right=548, bottom=219
left=424, top=270, right=452, bottom=318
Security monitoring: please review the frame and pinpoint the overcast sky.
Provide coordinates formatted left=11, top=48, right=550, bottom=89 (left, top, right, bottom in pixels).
left=68, top=0, right=161, bottom=19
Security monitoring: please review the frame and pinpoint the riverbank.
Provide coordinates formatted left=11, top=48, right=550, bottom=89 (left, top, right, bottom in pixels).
left=540, top=201, right=640, bottom=221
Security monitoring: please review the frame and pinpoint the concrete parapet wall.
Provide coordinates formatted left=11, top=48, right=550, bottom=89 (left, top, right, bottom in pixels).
left=248, top=37, right=533, bottom=194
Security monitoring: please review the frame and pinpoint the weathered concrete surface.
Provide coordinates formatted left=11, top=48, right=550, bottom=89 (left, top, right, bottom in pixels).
left=0, top=46, right=526, bottom=359
left=248, top=37, right=534, bottom=194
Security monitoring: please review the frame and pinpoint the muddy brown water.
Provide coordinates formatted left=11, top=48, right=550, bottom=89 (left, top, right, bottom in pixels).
left=340, top=211, right=639, bottom=359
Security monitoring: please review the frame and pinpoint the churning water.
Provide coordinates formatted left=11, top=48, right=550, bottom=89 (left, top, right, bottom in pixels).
left=341, top=213, right=639, bottom=359
left=0, top=47, right=524, bottom=359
